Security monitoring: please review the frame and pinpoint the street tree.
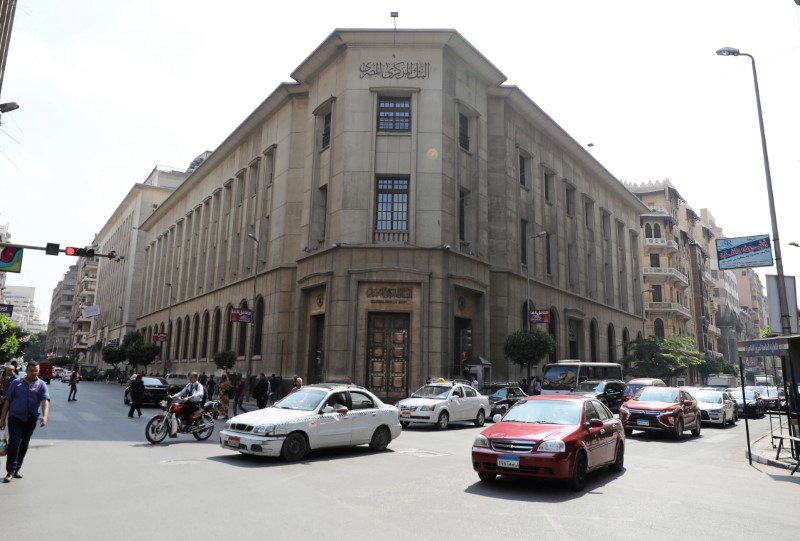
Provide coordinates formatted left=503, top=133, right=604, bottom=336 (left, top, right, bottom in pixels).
left=21, top=330, right=47, bottom=361
left=696, top=354, right=738, bottom=381
left=102, top=345, right=127, bottom=377
left=0, top=314, right=20, bottom=364
left=213, top=350, right=237, bottom=371
left=624, top=336, right=703, bottom=381
left=503, top=328, right=555, bottom=381
left=127, top=342, right=160, bottom=373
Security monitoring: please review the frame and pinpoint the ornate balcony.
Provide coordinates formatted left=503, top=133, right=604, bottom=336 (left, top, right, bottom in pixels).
left=644, top=238, right=679, bottom=252
left=707, top=324, right=721, bottom=336
left=643, top=266, right=690, bottom=288
left=645, top=301, right=692, bottom=319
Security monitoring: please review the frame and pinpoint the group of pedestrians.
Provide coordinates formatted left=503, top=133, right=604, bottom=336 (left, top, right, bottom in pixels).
left=520, top=377, right=542, bottom=395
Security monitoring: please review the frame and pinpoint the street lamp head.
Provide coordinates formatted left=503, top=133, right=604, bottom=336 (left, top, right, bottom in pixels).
left=643, top=288, right=655, bottom=294
left=716, top=47, right=740, bottom=57
left=247, top=233, right=258, bottom=243
left=789, top=242, right=799, bottom=247
left=531, top=231, right=547, bottom=239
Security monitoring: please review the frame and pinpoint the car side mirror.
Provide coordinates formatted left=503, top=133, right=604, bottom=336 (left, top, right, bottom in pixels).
left=587, top=419, right=604, bottom=430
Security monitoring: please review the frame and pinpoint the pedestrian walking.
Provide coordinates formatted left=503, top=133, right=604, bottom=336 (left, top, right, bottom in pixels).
left=267, top=374, right=277, bottom=404
left=233, top=374, right=247, bottom=415
left=216, top=374, right=232, bottom=419
left=199, top=372, right=208, bottom=386
left=0, top=361, right=50, bottom=483
left=520, top=378, right=528, bottom=394
left=68, top=370, right=79, bottom=401
left=533, top=376, right=542, bottom=395
left=252, top=373, right=270, bottom=409
left=206, top=375, right=216, bottom=402
left=128, top=374, right=145, bottom=418
left=2, top=365, right=19, bottom=404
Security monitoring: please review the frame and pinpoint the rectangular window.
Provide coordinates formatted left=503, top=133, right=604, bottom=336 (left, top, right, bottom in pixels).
left=377, top=97, right=411, bottom=131
left=650, top=253, right=660, bottom=267
left=568, top=243, right=577, bottom=287
left=519, top=154, right=527, bottom=186
left=602, top=212, right=611, bottom=240
left=565, top=184, right=575, bottom=216
left=459, top=191, right=467, bottom=242
left=375, top=178, right=409, bottom=231
left=652, top=285, right=663, bottom=302
left=544, top=171, right=555, bottom=204
left=546, top=233, right=553, bottom=275
left=458, top=113, right=469, bottom=151
left=321, top=112, right=332, bottom=148
left=584, top=199, right=594, bottom=229
left=521, top=219, right=529, bottom=265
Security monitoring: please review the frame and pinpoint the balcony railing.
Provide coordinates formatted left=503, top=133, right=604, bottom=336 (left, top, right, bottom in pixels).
left=644, top=238, right=679, bottom=251
left=373, top=230, right=409, bottom=243
left=643, top=266, right=690, bottom=287
left=645, top=301, right=692, bottom=319
left=707, top=324, right=721, bottom=336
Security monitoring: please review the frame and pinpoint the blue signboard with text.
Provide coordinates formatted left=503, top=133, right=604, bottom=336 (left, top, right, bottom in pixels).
left=715, top=235, right=773, bottom=270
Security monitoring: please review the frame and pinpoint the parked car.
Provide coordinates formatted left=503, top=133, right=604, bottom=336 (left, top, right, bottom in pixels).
left=482, top=383, right=527, bottom=416
left=623, top=378, right=666, bottom=402
left=219, top=383, right=401, bottom=461
left=123, top=376, right=171, bottom=406
left=748, top=386, right=784, bottom=411
left=472, top=395, right=625, bottom=491
left=619, top=386, right=701, bottom=439
left=727, top=389, right=765, bottom=418
left=397, top=380, right=491, bottom=429
left=165, top=373, right=189, bottom=393
left=570, top=379, right=626, bottom=412
left=692, top=389, right=737, bottom=426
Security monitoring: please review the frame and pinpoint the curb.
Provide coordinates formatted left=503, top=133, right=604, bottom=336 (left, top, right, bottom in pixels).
left=748, top=430, right=798, bottom=471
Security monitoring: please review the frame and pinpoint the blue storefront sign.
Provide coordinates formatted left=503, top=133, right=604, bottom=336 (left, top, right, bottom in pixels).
left=716, top=235, right=773, bottom=270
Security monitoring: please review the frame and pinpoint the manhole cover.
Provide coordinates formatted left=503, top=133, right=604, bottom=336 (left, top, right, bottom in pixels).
left=160, top=459, right=202, bottom=466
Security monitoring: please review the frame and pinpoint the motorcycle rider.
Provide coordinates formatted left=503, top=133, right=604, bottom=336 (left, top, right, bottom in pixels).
left=172, top=372, right=204, bottom=429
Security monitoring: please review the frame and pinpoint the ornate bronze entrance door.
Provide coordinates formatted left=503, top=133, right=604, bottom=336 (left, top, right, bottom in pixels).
left=367, top=313, right=410, bottom=399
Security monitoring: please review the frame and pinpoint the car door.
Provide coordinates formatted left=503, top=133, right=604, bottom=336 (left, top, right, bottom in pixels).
left=314, top=392, right=352, bottom=448
left=722, top=392, right=735, bottom=420
left=463, top=386, right=482, bottom=418
left=583, top=401, right=614, bottom=467
left=681, top=390, right=699, bottom=427
left=448, top=386, right=467, bottom=420
left=348, top=390, right=380, bottom=444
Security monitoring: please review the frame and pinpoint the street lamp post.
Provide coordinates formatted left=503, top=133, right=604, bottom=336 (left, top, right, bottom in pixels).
left=717, top=47, right=791, bottom=337
left=246, top=234, right=260, bottom=387
left=641, top=288, right=655, bottom=338
left=527, top=232, right=547, bottom=331
left=165, top=283, right=172, bottom=373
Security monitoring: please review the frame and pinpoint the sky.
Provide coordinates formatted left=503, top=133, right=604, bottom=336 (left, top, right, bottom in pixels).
left=2, top=0, right=800, bottom=321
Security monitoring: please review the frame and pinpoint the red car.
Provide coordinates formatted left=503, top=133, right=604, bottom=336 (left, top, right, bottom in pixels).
left=619, top=386, right=701, bottom=439
left=472, top=395, right=624, bottom=491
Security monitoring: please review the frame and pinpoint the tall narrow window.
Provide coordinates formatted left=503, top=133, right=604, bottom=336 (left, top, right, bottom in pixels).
left=521, top=219, right=529, bottom=265
left=546, top=233, right=553, bottom=275
left=458, top=113, right=469, bottom=151
left=544, top=171, right=555, bottom=204
left=375, top=178, right=409, bottom=231
left=321, top=112, right=332, bottom=148
left=565, top=185, right=575, bottom=216
left=459, top=190, right=467, bottom=242
left=377, top=97, right=411, bottom=131
left=519, top=154, right=527, bottom=186
left=584, top=199, right=594, bottom=229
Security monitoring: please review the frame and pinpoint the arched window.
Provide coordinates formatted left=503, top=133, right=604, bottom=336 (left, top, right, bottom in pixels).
left=191, top=314, right=200, bottom=359
left=175, top=318, right=182, bottom=360
left=622, top=328, right=630, bottom=357
left=201, top=311, right=210, bottom=359
left=212, top=309, right=221, bottom=354
left=654, top=318, right=665, bottom=338
left=590, top=319, right=598, bottom=363
left=254, top=297, right=265, bottom=357
left=224, top=306, right=233, bottom=351
left=645, top=223, right=653, bottom=238
left=548, top=307, right=559, bottom=364
left=653, top=224, right=661, bottom=239
left=183, top=316, right=191, bottom=360
left=607, top=324, right=616, bottom=362
left=159, top=323, right=166, bottom=360
left=237, top=301, right=248, bottom=356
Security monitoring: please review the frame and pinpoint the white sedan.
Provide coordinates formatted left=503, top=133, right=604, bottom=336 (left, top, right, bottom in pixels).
left=396, top=381, right=490, bottom=429
left=219, top=384, right=401, bottom=461
left=692, top=389, right=737, bottom=426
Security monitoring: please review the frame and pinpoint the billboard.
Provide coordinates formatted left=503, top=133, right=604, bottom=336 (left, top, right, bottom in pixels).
left=0, top=245, right=23, bottom=273
left=715, top=235, right=773, bottom=270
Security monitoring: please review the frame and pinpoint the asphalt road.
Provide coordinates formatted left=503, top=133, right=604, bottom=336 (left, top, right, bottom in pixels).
left=2, top=381, right=798, bottom=540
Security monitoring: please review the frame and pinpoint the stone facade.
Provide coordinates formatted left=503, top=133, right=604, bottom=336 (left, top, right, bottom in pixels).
left=134, top=29, right=647, bottom=398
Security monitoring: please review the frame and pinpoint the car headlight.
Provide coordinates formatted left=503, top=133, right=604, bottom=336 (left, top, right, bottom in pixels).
left=224, top=421, right=231, bottom=430
left=473, top=435, right=490, bottom=448
left=419, top=404, right=436, bottom=411
left=252, top=424, right=276, bottom=435
left=536, top=440, right=566, bottom=453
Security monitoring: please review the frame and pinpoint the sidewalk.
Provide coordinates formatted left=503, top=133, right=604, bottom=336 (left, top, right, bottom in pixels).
left=747, top=416, right=800, bottom=473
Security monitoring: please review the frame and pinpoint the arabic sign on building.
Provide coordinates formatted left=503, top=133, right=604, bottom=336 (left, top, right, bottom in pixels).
left=230, top=308, right=253, bottom=323
left=359, top=61, right=431, bottom=79
left=81, top=305, right=101, bottom=318
left=737, top=337, right=789, bottom=357
left=715, top=234, right=773, bottom=270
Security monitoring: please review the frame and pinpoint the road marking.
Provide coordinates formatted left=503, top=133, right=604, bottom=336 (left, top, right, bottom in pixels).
left=397, top=448, right=449, bottom=457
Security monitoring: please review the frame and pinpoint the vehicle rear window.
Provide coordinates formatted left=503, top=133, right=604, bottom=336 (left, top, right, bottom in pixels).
left=634, top=388, right=678, bottom=402
left=142, top=378, right=167, bottom=386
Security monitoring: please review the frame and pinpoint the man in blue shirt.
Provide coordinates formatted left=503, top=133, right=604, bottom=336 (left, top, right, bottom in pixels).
left=0, top=361, right=50, bottom=483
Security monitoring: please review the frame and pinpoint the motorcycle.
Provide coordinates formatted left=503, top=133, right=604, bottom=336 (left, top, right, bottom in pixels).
left=145, top=397, right=218, bottom=444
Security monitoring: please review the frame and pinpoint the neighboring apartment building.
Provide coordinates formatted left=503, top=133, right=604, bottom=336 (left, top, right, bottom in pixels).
left=86, top=163, right=195, bottom=365
left=3, top=285, right=46, bottom=333
left=736, top=268, right=767, bottom=336
left=0, top=223, right=9, bottom=300
left=70, top=256, right=98, bottom=360
left=134, top=29, right=648, bottom=400
left=46, top=265, right=77, bottom=357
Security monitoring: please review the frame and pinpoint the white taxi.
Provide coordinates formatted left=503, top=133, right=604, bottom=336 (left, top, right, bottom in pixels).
left=219, top=383, right=401, bottom=461
left=396, top=380, right=490, bottom=429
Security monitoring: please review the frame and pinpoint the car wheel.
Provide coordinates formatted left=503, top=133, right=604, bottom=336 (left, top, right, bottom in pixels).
left=369, top=426, right=391, bottom=451
left=400, top=421, right=410, bottom=428
left=436, top=411, right=449, bottom=430
left=281, top=432, right=308, bottom=462
left=609, top=442, right=624, bottom=472
left=568, top=452, right=588, bottom=491
left=691, top=416, right=701, bottom=437
left=624, top=427, right=633, bottom=437
left=478, top=472, right=496, bottom=483
left=721, top=412, right=727, bottom=427
left=474, top=409, right=486, bottom=427
left=673, top=418, right=684, bottom=440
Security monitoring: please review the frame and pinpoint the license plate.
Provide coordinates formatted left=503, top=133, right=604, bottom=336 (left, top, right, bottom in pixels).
left=224, top=439, right=240, bottom=449
left=401, top=411, right=410, bottom=416
left=497, top=455, right=519, bottom=469
left=637, top=419, right=649, bottom=426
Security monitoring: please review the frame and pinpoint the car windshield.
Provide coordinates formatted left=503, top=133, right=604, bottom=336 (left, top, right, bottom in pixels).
left=274, top=388, right=328, bottom=411
left=501, top=400, right=581, bottom=425
left=759, top=387, right=780, bottom=397
left=729, top=390, right=758, bottom=400
left=633, top=388, right=678, bottom=402
left=410, top=385, right=451, bottom=399
left=488, top=388, right=508, bottom=399
left=692, top=391, right=722, bottom=404
left=575, top=381, right=604, bottom=393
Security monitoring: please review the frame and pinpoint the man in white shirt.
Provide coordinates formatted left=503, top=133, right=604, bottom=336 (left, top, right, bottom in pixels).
left=173, top=372, right=204, bottom=427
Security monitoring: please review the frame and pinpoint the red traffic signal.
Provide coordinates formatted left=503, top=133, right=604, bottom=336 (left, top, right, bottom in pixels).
left=65, top=247, right=95, bottom=257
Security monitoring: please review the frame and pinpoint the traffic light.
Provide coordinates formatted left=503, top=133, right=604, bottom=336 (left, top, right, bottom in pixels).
left=461, top=351, right=467, bottom=363
left=65, top=247, right=95, bottom=257
left=315, top=350, right=322, bottom=365
left=463, top=329, right=472, bottom=351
